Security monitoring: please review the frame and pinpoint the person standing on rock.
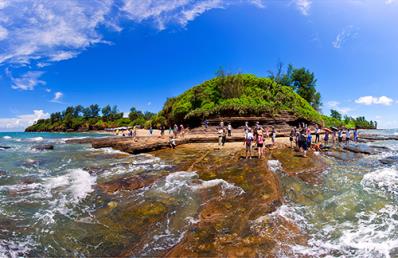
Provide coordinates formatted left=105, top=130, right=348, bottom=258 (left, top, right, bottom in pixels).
left=169, top=135, right=176, bottom=149
left=160, top=126, right=165, bottom=137
left=315, top=125, right=320, bottom=143
left=324, top=130, right=329, bottom=145
left=218, top=127, right=223, bottom=146
left=299, top=129, right=308, bottom=158
left=290, top=127, right=295, bottom=148
left=257, top=128, right=264, bottom=159
left=346, top=129, right=351, bottom=145
left=180, top=124, right=185, bottom=138
left=307, top=131, right=312, bottom=149
left=271, top=126, right=277, bottom=145
left=338, top=129, right=343, bottom=144
left=222, top=127, right=227, bottom=146
left=173, top=124, right=178, bottom=138
left=354, top=128, right=359, bottom=143
left=227, top=123, right=232, bottom=137
left=244, top=121, right=249, bottom=135
left=332, top=130, right=336, bottom=144
left=244, top=128, right=254, bottom=159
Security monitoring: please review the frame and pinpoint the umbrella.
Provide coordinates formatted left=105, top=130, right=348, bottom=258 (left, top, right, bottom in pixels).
left=331, top=127, right=338, bottom=131
left=323, top=128, right=332, bottom=133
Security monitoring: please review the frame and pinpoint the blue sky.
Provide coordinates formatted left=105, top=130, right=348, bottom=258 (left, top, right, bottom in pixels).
left=1, top=0, right=398, bottom=131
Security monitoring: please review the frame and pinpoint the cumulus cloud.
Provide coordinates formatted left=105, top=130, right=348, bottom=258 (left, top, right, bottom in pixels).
left=326, top=100, right=352, bottom=114
left=332, top=25, right=359, bottom=49
left=0, top=0, right=265, bottom=68
left=355, top=96, right=394, bottom=106
left=0, top=0, right=114, bottom=66
left=9, top=71, right=46, bottom=91
left=0, top=110, right=49, bottom=130
left=51, top=91, right=63, bottom=103
left=295, top=0, right=312, bottom=16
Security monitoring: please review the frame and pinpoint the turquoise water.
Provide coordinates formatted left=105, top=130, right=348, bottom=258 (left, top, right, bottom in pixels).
left=273, top=129, right=398, bottom=257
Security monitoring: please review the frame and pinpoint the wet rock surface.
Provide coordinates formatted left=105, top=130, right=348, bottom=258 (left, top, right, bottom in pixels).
left=343, top=144, right=385, bottom=155
left=31, top=144, right=54, bottom=151
left=271, top=148, right=327, bottom=184
left=379, top=156, right=398, bottom=165
left=98, top=174, right=159, bottom=193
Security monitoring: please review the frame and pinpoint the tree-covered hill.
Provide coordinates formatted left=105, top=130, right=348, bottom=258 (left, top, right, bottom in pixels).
left=26, top=67, right=377, bottom=132
left=157, top=73, right=323, bottom=127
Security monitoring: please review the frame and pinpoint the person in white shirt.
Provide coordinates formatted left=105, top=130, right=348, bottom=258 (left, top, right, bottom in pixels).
left=244, top=129, right=254, bottom=159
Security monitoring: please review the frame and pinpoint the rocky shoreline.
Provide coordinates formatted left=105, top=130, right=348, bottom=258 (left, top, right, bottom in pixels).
left=65, top=132, right=395, bottom=256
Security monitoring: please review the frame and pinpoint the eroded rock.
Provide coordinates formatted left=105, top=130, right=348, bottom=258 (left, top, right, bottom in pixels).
left=380, top=156, right=398, bottom=165
left=32, top=144, right=54, bottom=151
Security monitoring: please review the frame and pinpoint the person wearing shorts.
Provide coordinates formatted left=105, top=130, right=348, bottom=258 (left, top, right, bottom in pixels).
left=257, top=129, right=264, bottom=159
left=245, top=129, right=254, bottom=159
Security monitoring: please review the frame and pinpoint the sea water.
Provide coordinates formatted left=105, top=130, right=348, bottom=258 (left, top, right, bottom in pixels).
left=1, top=130, right=398, bottom=257
left=274, top=129, right=398, bottom=257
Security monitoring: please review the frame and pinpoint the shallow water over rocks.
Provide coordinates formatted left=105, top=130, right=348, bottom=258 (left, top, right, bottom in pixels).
left=1, top=131, right=398, bottom=257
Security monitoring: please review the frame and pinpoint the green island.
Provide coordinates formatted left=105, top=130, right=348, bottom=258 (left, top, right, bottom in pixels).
left=26, top=66, right=376, bottom=132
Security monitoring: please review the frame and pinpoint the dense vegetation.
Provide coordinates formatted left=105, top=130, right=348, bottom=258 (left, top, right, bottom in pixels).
left=25, top=105, right=155, bottom=132
left=322, top=109, right=377, bottom=129
left=157, top=72, right=324, bottom=127
left=26, top=67, right=377, bottom=132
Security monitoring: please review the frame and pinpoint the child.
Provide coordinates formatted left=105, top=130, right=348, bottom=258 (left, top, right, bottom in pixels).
left=169, top=136, right=176, bottom=149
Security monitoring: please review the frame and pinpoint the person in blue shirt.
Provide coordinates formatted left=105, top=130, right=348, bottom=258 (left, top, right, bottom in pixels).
left=338, top=130, right=343, bottom=143
left=354, top=128, right=359, bottom=143
left=307, top=132, right=312, bottom=148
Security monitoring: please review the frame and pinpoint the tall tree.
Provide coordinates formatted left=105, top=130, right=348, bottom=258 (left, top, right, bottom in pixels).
left=89, top=104, right=100, bottom=118
left=102, top=105, right=111, bottom=120
left=268, top=63, right=322, bottom=111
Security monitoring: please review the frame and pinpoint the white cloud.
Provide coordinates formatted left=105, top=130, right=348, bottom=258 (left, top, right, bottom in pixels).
left=385, top=0, right=396, bottom=4
left=295, top=0, right=312, bottom=16
left=0, top=0, right=265, bottom=83
left=0, top=110, right=49, bottom=131
left=51, top=91, right=63, bottom=103
left=355, top=96, right=394, bottom=106
left=10, top=71, right=46, bottom=91
left=0, top=0, right=114, bottom=66
left=45, top=88, right=51, bottom=92
left=0, top=25, right=7, bottom=40
left=327, top=101, right=340, bottom=108
left=326, top=100, right=352, bottom=114
left=121, top=0, right=227, bottom=30
left=332, top=25, right=359, bottom=49
left=337, top=107, right=352, bottom=115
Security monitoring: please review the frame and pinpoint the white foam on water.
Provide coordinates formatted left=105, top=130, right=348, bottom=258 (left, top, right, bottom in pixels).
left=0, top=236, right=36, bottom=258
left=99, top=147, right=128, bottom=155
left=26, top=137, right=44, bottom=142
left=267, top=160, right=282, bottom=172
left=155, top=171, right=244, bottom=196
left=2, top=136, right=12, bottom=139
left=34, top=168, right=97, bottom=224
left=361, top=167, right=398, bottom=197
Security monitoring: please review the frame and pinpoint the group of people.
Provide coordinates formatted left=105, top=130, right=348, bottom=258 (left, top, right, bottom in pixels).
left=290, top=125, right=360, bottom=157
left=243, top=122, right=277, bottom=159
